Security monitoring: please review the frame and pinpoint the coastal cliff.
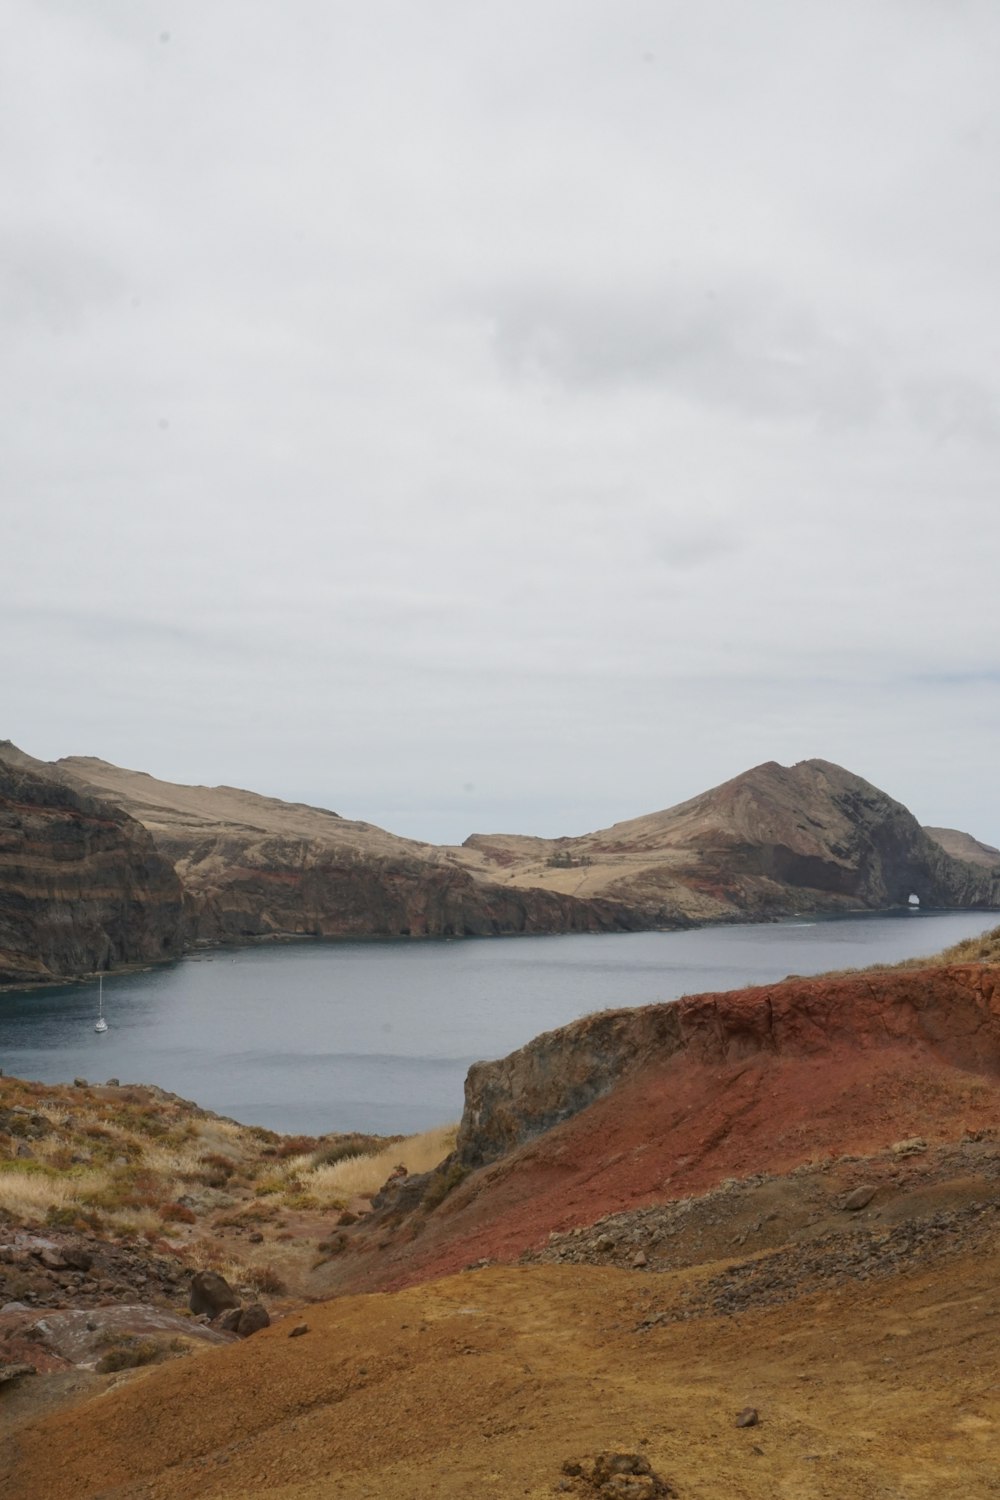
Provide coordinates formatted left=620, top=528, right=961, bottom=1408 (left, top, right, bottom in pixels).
left=0, top=746, right=187, bottom=984
left=55, top=756, right=638, bottom=943
left=2, top=742, right=998, bottom=980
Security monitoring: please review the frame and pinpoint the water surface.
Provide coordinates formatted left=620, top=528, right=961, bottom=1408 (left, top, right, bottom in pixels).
left=0, top=911, right=995, bottom=1135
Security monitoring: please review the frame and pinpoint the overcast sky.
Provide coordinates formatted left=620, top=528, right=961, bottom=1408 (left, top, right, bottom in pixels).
left=3, top=1, right=999, bottom=846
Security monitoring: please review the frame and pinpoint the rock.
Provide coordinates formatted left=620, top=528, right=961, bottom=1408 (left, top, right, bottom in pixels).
left=735, top=1407, right=760, bottom=1428
left=594, top=1235, right=616, bottom=1254
left=0, top=1363, right=36, bottom=1385
left=0, top=748, right=188, bottom=986
left=842, top=1186, right=876, bottom=1212
left=236, top=1303, right=270, bottom=1337
left=248, top=1232, right=264, bottom=1244
left=631, top=1251, right=648, bottom=1268
left=189, top=1270, right=240, bottom=1317
left=37, top=1248, right=67, bottom=1271
left=61, top=1244, right=94, bottom=1272
left=561, top=1452, right=676, bottom=1497
left=215, top=1308, right=243, bottom=1333
left=288, top=1323, right=309, bottom=1338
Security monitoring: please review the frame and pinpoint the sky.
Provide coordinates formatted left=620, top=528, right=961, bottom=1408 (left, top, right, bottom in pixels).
left=3, top=1, right=999, bottom=846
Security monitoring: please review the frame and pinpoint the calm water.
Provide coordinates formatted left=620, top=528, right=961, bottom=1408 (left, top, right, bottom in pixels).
left=0, top=911, right=996, bottom=1136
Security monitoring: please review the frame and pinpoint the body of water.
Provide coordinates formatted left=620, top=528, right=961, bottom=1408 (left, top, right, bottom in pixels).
left=0, top=910, right=995, bottom=1136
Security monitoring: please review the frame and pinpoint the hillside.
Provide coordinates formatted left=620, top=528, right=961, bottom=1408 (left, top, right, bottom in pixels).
left=4, top=952, right=1000, bottom=1497
left=2, top=743, right=998, bottom=983
left=31, top=750, right=637, bottom=952
left=457, top=757, right=1000, bottom=920
left=925, top=825, right=1000, bottom=868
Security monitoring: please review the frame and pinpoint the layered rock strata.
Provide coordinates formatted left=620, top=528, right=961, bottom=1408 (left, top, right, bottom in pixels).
left=0, top=748, right=187, bottom=984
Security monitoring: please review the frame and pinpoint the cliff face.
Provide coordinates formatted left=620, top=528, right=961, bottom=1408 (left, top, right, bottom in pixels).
left=0, top=749, right=187, bottom=984
left=456, top=963, right=1000, bottom=1168
left=55, top=757, right=638, bottom=943
left=455, top=759, right=1000, bottom=921
left=186, top=845, right=637, bottom=942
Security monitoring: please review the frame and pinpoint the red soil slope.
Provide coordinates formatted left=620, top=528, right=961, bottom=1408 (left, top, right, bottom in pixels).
left=314, top=964, right=1000, bottom=1297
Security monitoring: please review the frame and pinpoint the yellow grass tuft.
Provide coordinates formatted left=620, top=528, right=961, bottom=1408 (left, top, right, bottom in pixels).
left=305, top=1123, right=459, bottom=1202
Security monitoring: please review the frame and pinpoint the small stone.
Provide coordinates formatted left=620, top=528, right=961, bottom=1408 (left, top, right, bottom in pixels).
left=735, top=1407, right=760, bottom=1428
left=842, top=1186, right=876, bottom=1212
left=248, top=1232, right=264, bottom=1244
left=594, top=1234, right=615, bottom=1253
left=631, top=1251, right=648, bottom=1269
left=288, top=1322, right=309, bottom=1338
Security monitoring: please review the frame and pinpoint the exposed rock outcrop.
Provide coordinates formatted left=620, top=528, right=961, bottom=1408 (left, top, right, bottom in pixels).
left=456, top=963, right=1000, bottom=1169
left=0, top=745, right=187, bottom=984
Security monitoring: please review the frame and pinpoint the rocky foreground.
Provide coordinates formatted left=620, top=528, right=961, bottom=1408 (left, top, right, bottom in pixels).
left=3, top=931, right=1000, bottom=1497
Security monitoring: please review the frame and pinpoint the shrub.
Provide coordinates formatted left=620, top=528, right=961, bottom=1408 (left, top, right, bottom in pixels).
left=275, top=1135, right=319, bottom=1159
left=95, top=1336, right=169, bottom=1374
left=309, top=1132, right=394, bottom=1169
left=248, top=1263, right=286, bottom=1294
left=159, top=1202, right=197, bottom=1225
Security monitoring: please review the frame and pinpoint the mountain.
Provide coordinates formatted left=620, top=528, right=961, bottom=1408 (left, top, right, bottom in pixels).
left=52, top=754, right=636, bottom=947
left=457, top=758, right=1000, bottom=920
left=0, top=744, right=187, bottom=984
left=2, top=744, right=998, bottom=984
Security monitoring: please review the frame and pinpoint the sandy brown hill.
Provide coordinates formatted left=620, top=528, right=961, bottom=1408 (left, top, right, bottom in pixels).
left=457, top=758, right=1000, bottom=921
left=54, top=755, right=634, bottom=945
left=925, top=825, right=1000, bottom=868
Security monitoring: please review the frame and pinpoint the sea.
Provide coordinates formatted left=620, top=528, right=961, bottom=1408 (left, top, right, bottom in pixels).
left=0, top=910, right=995, bottom=1137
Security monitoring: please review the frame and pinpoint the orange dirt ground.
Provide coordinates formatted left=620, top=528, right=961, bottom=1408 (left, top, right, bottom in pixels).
left=4, top=1249, right=1000, bottom=1500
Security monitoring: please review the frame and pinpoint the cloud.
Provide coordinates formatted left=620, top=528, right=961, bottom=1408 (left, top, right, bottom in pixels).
left=2, top=0, right=1000, bottom=847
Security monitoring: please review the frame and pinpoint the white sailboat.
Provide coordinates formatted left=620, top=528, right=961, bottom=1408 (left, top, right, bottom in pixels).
left=95, top=975, right=109, bottom=1033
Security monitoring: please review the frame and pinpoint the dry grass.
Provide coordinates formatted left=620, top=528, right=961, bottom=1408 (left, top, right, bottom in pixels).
left=0, top=1167, right=107, bottom=1221
left=305, top=1123, right=459, bottom=1201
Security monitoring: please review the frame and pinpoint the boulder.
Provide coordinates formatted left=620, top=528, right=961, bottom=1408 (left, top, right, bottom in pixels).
left=189, top=1270, right=240, bottom=1317
left=236, top=1303, right=270, bottom=1337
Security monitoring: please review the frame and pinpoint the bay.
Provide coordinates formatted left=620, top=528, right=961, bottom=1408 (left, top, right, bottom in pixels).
left=0, top=910, right=995, bottom=1136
